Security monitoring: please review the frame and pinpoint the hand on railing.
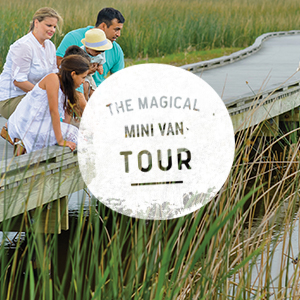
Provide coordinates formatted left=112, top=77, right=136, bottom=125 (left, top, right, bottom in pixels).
left=58, top=140, right=76, bottom=151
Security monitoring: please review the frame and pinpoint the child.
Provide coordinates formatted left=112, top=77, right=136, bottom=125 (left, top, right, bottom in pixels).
left=80, top=28, right=112, bottom=99
left=64, top=45, right=91, bottom=62
left=7, top=55, right=90, bottom=155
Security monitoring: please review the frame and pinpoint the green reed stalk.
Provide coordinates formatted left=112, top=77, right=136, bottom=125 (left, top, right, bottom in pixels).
left=1, top=120, right=300, bottom=298
left=1, top=0, right=300, bottom=70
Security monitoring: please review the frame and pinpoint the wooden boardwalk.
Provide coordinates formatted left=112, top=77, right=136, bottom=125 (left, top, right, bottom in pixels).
left=184, top=31, right=300, bottom=103
left=0, top=142, right=83, bottom=232
left=181, top=30, right=300, bottom=130
left=1, top=30, right=300, bottom=231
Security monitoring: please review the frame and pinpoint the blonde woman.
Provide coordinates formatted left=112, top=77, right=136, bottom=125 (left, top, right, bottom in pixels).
left=0, top=7, right=62, bottom=119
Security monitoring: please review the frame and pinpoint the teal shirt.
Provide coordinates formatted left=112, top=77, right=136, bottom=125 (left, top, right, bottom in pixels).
left=56, top=26, right=124, bottom=87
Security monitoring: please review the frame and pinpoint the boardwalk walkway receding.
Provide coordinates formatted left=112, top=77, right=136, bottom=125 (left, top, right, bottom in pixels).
left=181, top=31, right=300, bottom=130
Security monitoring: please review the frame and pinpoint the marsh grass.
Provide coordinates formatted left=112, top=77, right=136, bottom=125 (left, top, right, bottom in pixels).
left=1, top=100, right=300, bottom=299
left=1, top=0, right=300, bottom=298
left=1, top=0, right=300, bottom=69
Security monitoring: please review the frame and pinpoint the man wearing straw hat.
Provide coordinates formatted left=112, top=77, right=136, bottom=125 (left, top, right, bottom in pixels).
left=56, top=7, right=125, bottom=90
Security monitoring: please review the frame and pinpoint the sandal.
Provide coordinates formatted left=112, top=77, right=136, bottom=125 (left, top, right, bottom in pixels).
left=0, top=126, right=13, bottom=145
left=14, top=139, right=26, bottom=156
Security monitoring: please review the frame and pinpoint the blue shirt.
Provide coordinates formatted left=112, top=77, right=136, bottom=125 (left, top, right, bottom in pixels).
left=56, top=26, right=124, bottom=87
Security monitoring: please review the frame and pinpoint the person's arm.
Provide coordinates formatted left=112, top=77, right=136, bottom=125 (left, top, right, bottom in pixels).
left=10, top=43, right=35, bottom=91
left=95, top=53, right=105, bottom=75
left=13, top=80, right=34, bottom=93
left=56, top=55, right=63, bottom=68
left=41, top=74, right=76, bottom=151
left=89, top=63, right=98, bottom=75
left=56, top=36, right=69, bottom=67
left=77, top=91, right=87, bottom=111
left=83, top=82, right=90, bottom=102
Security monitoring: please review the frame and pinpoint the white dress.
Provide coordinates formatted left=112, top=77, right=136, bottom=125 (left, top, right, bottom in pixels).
left=7, top=80, right=78, bottom=153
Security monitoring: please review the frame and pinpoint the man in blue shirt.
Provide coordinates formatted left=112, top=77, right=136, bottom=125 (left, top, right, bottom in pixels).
left=56, top=7, right=125, bottom=88
left=56, top=8, right=125, bottom=116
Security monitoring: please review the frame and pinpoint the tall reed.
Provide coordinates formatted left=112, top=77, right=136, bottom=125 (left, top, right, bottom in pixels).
left=1, top=0, right=300, bottom=298
left=1, top=101, right=300, bottom=298
left=1, top=0, right=300, bottom=69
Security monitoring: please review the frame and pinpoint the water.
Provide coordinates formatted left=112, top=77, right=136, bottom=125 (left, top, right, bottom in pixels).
left=249, top=217, right=300, bottom=298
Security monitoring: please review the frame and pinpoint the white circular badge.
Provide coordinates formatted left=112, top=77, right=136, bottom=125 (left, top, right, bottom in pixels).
left=78, top=64, right=235, bottom=220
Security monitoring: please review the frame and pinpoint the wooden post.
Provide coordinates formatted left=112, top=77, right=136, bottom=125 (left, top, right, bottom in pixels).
left=60, top=196, right=69, bottom=231
left=34, top=196, right=69, bottom=234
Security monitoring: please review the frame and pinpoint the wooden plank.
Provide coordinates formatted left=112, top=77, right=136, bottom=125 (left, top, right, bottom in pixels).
left=0, top=155, right=79, bottom=187
left=1, top=31, right=300, bottom=234
left=181, top=31, right=300, bottom=74
left=230, top=90, right=300, bottom=132
left=0, top=196, right=69, bottom=234
left=0, top=164, right=85, bottom=222
left=0, top=145, right=75, bottom=174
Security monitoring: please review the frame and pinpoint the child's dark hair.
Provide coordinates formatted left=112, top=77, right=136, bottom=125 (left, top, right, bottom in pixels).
left=59, top=55, right=89, bottom=116
left=64, top=45, right=91, bottom=62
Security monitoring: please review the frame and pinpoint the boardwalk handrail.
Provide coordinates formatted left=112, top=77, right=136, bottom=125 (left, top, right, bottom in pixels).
left=0, top=145, right=74, bottom=174
left=227, top=79, right=300, bottom=131
left=0, top=145, right=77, bottom=187
left=227, top=79, right=300, bottom=115
left=180, top=30, right=300, bottom=73
left=0, top=145, right=84, bottom=223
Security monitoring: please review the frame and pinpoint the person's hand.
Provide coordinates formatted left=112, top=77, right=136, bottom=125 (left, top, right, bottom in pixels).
left=97, top=64, right=104, bottom=75
left=58, top=140, right=76, bottom=151
left=89, top=63, right=98, bottom=75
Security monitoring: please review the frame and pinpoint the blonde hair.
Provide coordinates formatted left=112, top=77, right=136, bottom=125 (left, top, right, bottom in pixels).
left=29, top=7, right=63, bottom=33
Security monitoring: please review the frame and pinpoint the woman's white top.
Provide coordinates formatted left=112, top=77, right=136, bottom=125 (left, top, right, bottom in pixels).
left=0, top=32, right=58, bottom=101
left=8, top=78, right=78, bottom=153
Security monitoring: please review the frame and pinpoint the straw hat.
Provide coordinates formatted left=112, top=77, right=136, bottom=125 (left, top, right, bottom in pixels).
left=81, top=28, right=112, bottom=51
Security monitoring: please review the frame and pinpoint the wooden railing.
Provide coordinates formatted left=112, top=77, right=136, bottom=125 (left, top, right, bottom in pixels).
left=0, top=146, right=85, bottom=233
left=180, top=30, right=300, bottom=73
